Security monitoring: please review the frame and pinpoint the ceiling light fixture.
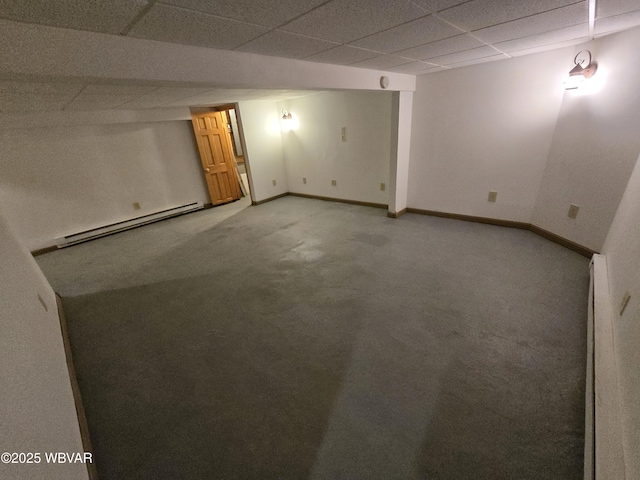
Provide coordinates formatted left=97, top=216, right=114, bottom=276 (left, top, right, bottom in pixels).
left=563, top=50, right=598, bottom=90
left=282, top=109, right=292, bottom=120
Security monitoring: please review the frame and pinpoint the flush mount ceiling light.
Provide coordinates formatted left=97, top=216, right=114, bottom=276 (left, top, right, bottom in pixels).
left=282, top=109, right=292, bottom=120
left=563, top=50, right=598, bottom=90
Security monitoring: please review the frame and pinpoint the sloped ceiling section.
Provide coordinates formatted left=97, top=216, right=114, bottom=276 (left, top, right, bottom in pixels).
left=0, top=0, right=638, bottom=76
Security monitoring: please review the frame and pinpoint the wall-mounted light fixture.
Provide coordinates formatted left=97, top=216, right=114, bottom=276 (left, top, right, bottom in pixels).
left=282, top=109, right=292, bottom=120
left=563, top=50, right=598, bottom=90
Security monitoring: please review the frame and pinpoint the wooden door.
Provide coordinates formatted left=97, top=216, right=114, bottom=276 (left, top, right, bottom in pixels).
left=191, top=111, right=241, bottom=205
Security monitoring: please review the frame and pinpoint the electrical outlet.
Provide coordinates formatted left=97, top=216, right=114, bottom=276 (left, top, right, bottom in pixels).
left=303, top=177, right=307, bottom=184
left=568, top=204, right=579, bottom=219
left=488, top=191, right=497, bottom=202
left=620, top=291, right=631, bottom=316
left=272, top=179, right=277, bottom=186
left=341, top=127, right=346, bottom=142
left=133, top=202, right=141, bottom=210
left=331, top=180, right=337, bottom=186
left=380, top=182, right=386, bottom=191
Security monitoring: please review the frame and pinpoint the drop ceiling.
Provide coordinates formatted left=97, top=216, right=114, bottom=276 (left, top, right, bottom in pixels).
left=1, top=0, right=639, bottom=113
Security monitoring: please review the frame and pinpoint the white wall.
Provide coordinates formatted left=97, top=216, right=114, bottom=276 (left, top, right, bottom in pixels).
left=237, top=100, right=288, bottom=202
left=408, top=48, right=568, bottom=223
left=278, top=91, right=392, bottom=205
left=0, top=120, right=208, bottom=251
left=532, top=27, right=640, bottom=251
left=0, top=209, right=87, bottom=480
left=601, top=153, right=640, bottom=480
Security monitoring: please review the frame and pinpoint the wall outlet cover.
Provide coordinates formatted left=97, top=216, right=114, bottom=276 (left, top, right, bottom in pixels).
left=488, top=191, right=497, bottom=202
left=303, top=177, right=307, bottom=184
left=133, top=202, right=141, bottom=210
left=272, top=179, right=277, bottom=186
left=568, top=204, right=580, bottom=218
left=380, top=182, right=385, bottom=191
left=331, top=180, right=337, bottom=186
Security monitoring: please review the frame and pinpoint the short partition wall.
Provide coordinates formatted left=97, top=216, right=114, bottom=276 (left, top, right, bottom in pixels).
left=589, top=255, right=626, bottom=479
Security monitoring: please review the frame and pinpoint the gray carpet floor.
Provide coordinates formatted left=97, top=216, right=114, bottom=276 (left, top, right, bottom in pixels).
left=37, top=196, right=589, bottom=479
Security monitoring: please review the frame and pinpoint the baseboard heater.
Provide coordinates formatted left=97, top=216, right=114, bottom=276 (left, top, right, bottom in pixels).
left=55, top=201, right=203, bottom=248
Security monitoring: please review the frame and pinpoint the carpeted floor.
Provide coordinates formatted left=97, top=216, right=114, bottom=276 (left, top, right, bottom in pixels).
left=37, top=196, right=589, bottom=479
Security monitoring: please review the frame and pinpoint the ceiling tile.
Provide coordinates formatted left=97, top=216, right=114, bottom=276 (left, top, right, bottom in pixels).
left=0, top=81, right=84, bottom=95
left=302, top=45, right=381, bottom=65
left=350, top=14, right=461, bottom=53
left=473, top=2, right=588, bottom=44
left=386, top=61, right=442, bottom=74
left=447, top=53, right=508, bottom=68
left=508, top=37, right=589, bottom=57
left=349, top=55, right=413, bottom=70
left=395, top=34, right=484, bottom=60
left=129, top=4, right=268, bottom=49
left=425, top=45, right=499, bottom=65
left=438, top=0, right=582, bottom=32
left=494, top=24, right=588, bottom=53
left=280, top=0, right=426, bottom=43
left=236, top=30, right=338, bottom=59
left=115, top=87, right=214, bottom=109
left=163, top=89, right=259, bottom=106
left=80, top=85, right=159, bottom=96
left=595, top=10, right=640, bottom=34
left=158, top=0, right=327, bottom=28
left=0, top=0, right=147, bottom=34
left=64, top=95, right=140, bottom=111
left=410, top=0, right=469, bottom=13
left=0, top=93, right=74, bottom=112
left=596, top=0, right=640, bottom=19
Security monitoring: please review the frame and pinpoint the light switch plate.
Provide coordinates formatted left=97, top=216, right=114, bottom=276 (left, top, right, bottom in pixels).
left=331, top=180, right=337, bottom=186
left=272, top=179, right=277, bottom=186
left=380, top=182, right=385, bottom=191
left=303, top=177, right=307, bottom=184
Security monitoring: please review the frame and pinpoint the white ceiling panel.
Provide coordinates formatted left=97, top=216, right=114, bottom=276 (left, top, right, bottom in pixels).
left=128, top=4, right=268, bottom=49
left=495, top=24, right=589, bottom=53
left=0, top=93, right=76, bottom=112
left=508, top=37, right=591, bottom=57
left=447, top=53, right=509, bottom=68
left=279, top=0, right=427, bottom=43
left=410, top=0, right=470, bottom=13
left=64, top=96, right=141, bottom=111
left=350, top=14, right=461, bottom=53
left=0, top=0, right=146, bottom=34
left=386, top=61, right=443, bottom=74
left=595, top=10, right=640, bottom=34
left=425, top=45, right=499, bottom=66
left=396, top=34, right=484, bottom=61
left=163, top=89, right=259, bottom=106
left=236, top=30, right=338, bottom=59
left=596, top=0, right=640, bottom=19
left=302, top=45, right=381, bottom=65
left=80, top=85, right=159, bottom=96
left=438, top=0, right=583, bottom=32
left=473, top=2, right=588, bottom=44
left=158, top=0, right=327, bottom=28
left=0, top=81, right=84, bottom=95
left=115, top=87, right=214, bottom=109
left=350, top=55, right=413, bottom=69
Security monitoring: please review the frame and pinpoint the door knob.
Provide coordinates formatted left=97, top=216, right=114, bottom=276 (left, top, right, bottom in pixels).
left=205, top=168, right=210, bottom=172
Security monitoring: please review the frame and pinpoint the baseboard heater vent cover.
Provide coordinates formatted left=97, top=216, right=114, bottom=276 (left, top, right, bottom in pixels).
left=55, top=201, right=203, bottom=248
